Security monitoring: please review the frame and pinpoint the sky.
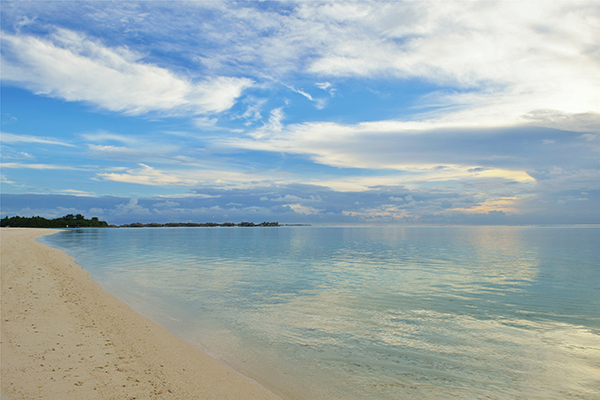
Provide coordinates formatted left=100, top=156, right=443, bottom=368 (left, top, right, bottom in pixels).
left=1, top=0, right=599, bottom=225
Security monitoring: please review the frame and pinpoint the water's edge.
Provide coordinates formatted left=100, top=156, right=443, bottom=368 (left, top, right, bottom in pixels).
left=40, top=226, right=600, bottom=400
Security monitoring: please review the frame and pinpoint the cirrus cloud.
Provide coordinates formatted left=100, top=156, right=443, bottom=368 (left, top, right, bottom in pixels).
left=1, top=132, right=74, bottom=147
left=1, top=28, right=253, bottom=116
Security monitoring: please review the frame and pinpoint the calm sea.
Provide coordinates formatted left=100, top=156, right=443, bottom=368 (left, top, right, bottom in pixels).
left=41, top=226, right=600, bottom=399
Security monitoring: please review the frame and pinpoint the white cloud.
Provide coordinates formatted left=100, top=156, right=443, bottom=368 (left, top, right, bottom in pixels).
left=193, top=117, right=219, bottom=129
left=156, top=193, right=218, bottom=199
left=266, top=194, right=323, bottom=203
left=185, top=1, right=598, bottom=130
left=219, top=118, right=549, bottom=176
left=580, top=133, right=600, bottom=142
left=315, top=82, right=330, bottom=90
left=86, top=141, right=206, bottom=166
left=55, top=189, right=95, bottom=197
left=89, top=207, right=104, bottom=215
left=1, top=132, right=74, bottom=147
left=239, top=96, right=267, bottom=123
left=292, top=87, right=318, bottom=105
left=287, top=203, right=322, bottom=215
left=0, top=162, right=82, bottom=170
left=283, top=84, right=326, bottom=108
left=304, top=2, right=598, bottom=128
left=1, top=29, right=253, bottom=116
left=4, top=3, right=597, bottom=130
left=87, top=144, right=178, bottom=157
left=80, top=130, right=138, bottom=145
left=113, top=198, right=151, bottom=216
left=1, top=175, right=15, bottom=184
left=251, top=108, right=285, bottom=139
left=95, top=163, right=286, bottom=189
left=316, top=82, right=336, bottom=97
left=97, top=164, right=198, bottom=187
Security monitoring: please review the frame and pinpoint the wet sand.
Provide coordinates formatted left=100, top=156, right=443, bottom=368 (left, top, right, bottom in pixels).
left=1, top=228, right=282, bottom=400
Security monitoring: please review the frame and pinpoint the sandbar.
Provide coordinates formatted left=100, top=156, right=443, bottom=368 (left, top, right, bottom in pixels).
left=1, top=228, right=283, bottom=399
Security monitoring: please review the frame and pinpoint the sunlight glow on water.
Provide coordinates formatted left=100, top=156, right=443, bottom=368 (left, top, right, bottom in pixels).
left=42, top=226, right=600, bottom=399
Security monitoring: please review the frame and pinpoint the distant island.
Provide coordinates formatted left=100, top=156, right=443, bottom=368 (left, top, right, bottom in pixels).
left=122, top=221, right=280, bottom=227
left=1, top=214, right=109, bottom=228
left=1, top=215, right=288, bottom=228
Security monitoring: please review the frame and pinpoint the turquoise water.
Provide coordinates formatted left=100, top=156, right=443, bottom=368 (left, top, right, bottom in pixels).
left=41, top=226, right=600, bottom=399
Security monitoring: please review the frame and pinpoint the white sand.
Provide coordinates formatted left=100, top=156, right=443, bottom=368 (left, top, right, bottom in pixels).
left=1, top=228, right=283, bottom=399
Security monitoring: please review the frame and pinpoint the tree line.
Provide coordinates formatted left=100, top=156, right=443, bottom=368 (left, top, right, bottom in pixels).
left=0, top=215, right=281, bottom=228
left=122, top=221, right=280, bottom=227
left=1, top=214, right=109, bottom=228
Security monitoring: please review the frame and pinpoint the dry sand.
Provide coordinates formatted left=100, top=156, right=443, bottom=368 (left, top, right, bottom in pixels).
left=1, top=228, right=283, bottom=400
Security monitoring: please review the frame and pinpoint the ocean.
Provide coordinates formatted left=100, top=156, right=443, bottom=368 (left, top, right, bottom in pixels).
left=40, top=225, right=600, bottom=399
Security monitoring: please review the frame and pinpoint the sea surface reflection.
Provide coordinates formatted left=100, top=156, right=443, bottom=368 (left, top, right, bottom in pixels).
left=42, top=226, right=600, bottom=399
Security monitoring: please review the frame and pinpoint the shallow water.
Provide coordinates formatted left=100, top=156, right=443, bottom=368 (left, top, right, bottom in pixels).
left=41, top=226, right=600, bottom=399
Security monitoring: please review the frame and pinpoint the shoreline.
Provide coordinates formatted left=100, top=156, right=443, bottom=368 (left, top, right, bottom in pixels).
left=1, top=228, right=283, bottom=400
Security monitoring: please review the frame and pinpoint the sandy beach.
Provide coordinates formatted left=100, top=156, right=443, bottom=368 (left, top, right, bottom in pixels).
left=1, top=228, right=283, bottom=400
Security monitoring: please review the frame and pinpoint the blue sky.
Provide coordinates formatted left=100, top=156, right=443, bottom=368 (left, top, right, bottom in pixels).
left=1, top=1, right=599, bottom=225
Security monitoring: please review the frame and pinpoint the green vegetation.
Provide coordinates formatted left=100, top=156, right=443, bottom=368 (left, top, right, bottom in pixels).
left=121, top=221, right=280, bottom=227
left=0, top=216, right=281, bottom=228
left=1, top=214, right=109, bottom=228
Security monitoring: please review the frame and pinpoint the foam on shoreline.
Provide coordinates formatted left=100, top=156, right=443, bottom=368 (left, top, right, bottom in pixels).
left=1, top=228, right=283, bottom=400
